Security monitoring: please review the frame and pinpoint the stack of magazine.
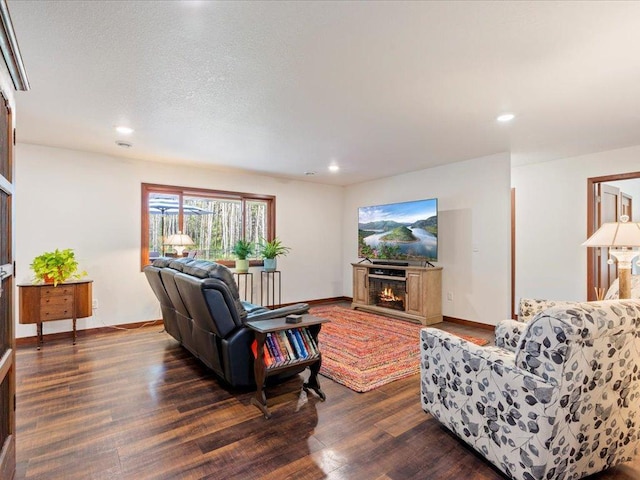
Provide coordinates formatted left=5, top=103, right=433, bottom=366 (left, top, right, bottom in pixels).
left=252, top=327, right=320, bottom=368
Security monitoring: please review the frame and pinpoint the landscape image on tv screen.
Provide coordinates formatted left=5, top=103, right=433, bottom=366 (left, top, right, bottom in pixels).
left=358, top=198, right=438, bottom=262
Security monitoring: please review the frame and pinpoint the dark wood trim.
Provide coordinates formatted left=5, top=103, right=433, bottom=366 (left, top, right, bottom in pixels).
left=511, top=187, right=516, bottom=320
left=443, top=315, right=496, bottom=331
left=586, top=171, right=640, bottom=300
left=16, top=297, right=355, bottom=345
left=305, top=297, right=351, bottom=307
left=16, top=319, right=163, bottom=346
left=140, top=183, right=276, bottom=271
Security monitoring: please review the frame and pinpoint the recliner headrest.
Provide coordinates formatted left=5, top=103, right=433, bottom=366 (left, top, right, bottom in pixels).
left=168, top=258, right=198, bottom=272
left=152, top=257, right=174, bottom=268
left=181, top=260, right=233, bottom=281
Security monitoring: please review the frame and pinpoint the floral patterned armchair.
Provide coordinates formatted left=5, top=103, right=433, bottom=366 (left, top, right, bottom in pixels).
left=421, top=300, right=640, bottom=480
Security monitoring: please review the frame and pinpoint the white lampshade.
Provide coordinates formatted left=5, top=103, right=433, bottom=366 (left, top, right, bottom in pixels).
left=164, top=231, right=195, bottom=256
left=165, top=232, right=195, bottom=247
left=583, top=216, right=640, bottom=300
left=582, top=216, right=640, bottom=247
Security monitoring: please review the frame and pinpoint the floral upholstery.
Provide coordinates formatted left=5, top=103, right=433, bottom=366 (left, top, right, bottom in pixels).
left=495, top=298, right=582, bottom=351
left=494, top=319, right=526, bottom=352
left=518, top=298, right=579, bottom=323
left=421, top=300, right=640, bottom=480
left=604, top=274, right=640, bottom=299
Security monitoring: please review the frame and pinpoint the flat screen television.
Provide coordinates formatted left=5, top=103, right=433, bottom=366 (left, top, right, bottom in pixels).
left=358, top=198, right=438, bottom=263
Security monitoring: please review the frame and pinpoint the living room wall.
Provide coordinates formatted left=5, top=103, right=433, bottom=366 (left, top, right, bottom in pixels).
left=343, top=152, right=512, bottom=326
left=512, top=144, right=640, bottom=305
left=14, top=144, right=345, bottom=338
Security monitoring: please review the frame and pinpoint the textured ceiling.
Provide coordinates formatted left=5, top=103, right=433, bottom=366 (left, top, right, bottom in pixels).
left=7, top=1, right=640, bottom=186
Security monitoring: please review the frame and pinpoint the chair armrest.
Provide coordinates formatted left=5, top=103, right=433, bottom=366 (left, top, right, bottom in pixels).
left=246, top=303, right=310, bottom=321
left=241, top=301, right=269, bottom=314
left=495, top=319, right=527, bottom=352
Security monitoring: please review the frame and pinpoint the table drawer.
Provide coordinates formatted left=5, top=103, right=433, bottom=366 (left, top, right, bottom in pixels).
left=41, top=286, right=74, bottom=297
left=41, top=295, right=73, bottom=308
left=41, top=303, right=73, bottom=320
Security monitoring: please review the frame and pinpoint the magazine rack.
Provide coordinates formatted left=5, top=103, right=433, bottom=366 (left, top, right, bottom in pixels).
left=245, top=315, right=329, bottom=419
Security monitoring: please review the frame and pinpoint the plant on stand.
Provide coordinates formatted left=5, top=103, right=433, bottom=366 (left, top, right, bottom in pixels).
left=232, top=239, right=254, bottom=273
left=259, top=237, right=290, bottom=271
left=30, top=248, right=87, bottom=286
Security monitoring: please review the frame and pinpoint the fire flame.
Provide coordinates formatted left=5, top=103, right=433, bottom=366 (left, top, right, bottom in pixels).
left=380, top=287, right=403, bottom=302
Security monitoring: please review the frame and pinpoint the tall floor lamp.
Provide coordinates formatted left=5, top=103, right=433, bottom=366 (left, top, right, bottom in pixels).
left=582, top=215, right=640, bottom=299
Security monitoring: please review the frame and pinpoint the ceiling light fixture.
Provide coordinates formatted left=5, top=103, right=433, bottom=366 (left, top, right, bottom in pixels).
left=496, top=113, right=515, bottom=123
left=115, top=126, right=134, bottom=135
left=329, top=165, right=340, bottom=173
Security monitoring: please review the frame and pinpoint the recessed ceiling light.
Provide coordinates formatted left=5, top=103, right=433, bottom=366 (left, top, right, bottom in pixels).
left=329, top=165, right=340, bottom=173
left=115, top=140, right=132, bottom=148
left=496, top=113, right=515, bottom=123
left=115, top=126, right=134, bottom=135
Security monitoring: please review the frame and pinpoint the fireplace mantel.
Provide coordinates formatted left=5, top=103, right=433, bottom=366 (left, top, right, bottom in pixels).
left=351, top=263, right=442, bottom=325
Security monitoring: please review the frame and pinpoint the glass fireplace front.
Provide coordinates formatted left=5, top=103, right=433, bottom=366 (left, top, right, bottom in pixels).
left=369, top=277, right=405, bottom=311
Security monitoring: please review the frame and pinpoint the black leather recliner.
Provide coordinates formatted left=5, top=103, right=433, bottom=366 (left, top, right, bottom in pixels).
left=144, top=257, right=310, bottom=387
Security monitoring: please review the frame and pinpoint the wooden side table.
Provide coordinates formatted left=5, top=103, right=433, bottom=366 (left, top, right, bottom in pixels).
left=245, top=314, right=329, bottom=419
left=18, top=280, right=93, bottom=349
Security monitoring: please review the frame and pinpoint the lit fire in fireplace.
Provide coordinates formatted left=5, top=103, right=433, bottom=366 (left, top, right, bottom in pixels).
left=380, top=287, right=403, bottom=302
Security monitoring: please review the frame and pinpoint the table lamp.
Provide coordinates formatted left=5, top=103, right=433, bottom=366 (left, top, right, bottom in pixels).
left=164, top=231, right=195, bottom=257
left=582, top=215, right=640, bottom=299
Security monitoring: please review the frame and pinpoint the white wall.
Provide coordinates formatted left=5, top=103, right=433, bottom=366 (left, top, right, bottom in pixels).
left=512, top=144, right=640, bottom=305
left=343, top=152, right=512, bottom=326
left=14, top=144, right=345, bottom=338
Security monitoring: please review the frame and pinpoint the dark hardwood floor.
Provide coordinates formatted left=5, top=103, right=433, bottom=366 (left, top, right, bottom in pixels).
left=14, top=318, right=640, bottom=479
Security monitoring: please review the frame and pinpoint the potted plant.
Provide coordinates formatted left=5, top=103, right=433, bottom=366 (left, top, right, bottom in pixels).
left=30, top=248, right=87, bottom=286
left=259, top=237, right=290, bottom=271
left=232, top=239, right=254, bottom=273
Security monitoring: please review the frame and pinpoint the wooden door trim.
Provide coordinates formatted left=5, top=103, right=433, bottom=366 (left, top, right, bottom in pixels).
left=0, top=349, right=12, bottom=384
left=511, top=187, right=516, bottom=319
left=587, top=171, right=640, bottom=300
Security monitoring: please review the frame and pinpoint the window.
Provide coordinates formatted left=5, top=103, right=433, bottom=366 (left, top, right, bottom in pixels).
left=141, top=183, right=275, bottom=268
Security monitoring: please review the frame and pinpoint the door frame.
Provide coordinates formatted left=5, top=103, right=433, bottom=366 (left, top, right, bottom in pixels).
left=586, top=171, right=640, bottom=300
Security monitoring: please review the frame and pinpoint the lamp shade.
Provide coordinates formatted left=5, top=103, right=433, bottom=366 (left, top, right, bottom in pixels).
left=582, top=217, right=640, bottom=247
left=164, top=232, right=195, bottom=247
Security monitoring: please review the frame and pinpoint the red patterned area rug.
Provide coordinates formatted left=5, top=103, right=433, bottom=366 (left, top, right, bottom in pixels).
left=310, top=305, right=489, bottom=393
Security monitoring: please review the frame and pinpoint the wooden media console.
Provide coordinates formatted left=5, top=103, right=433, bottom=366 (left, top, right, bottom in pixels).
left=351, top=263, right=442, bottom=325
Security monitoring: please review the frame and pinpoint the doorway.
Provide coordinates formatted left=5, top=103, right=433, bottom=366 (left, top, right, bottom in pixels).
left=586, top=171, right=640, bottom=301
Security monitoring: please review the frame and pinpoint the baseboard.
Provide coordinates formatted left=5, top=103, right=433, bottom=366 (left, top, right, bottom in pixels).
left=327, top=298, right=495, bottom=331
left=443, top=316, right=495, bottom=331
left=306, top=296, right=351, bottom=306
left=269, top=296, right=351, bottom=309
left=15, top=297, right=353, bottom=346
left=16, top=319, right=163, bottom=346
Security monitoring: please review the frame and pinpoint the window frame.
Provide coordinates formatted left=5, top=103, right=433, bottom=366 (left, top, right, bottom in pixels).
left=141, top=183, right=275, bottom=270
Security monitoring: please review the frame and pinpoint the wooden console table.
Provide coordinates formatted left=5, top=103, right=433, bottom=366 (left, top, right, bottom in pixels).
left=352, top=263, right=442, bottom=325
left=246, top=314, right=329, bottom=419
left=18, top=280, right=93, bottom=349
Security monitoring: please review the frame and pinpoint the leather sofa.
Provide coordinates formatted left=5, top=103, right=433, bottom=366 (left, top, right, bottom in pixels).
left=421, top=299, right=640, bottom=479
left=144, top=257, right=309, bottom=387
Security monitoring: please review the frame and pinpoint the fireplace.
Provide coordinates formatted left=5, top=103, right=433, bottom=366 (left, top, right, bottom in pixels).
left=369, top=277, right=405, bottom=311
